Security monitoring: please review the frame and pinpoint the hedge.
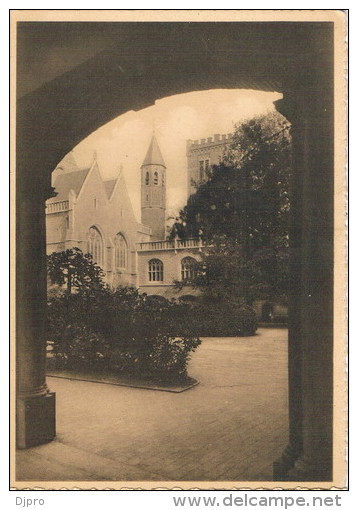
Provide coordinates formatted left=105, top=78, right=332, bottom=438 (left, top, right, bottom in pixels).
left=47, top=287, right=201, bottom=382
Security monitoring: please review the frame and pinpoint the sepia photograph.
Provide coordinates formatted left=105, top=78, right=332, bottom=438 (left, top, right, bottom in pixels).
left=10, top=10, right=347, bottom=490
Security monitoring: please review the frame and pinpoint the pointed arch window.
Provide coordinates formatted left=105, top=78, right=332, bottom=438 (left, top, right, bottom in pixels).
left=153, top=171, right=159, bottom=185
left=181, top=256, right=198, bottom=280
left=115, top=233, right=127, bottom=269
left=148, top=258, right=163, bottom=282
left=145, top=171, right=150, bottom=185
left=88, top=226, right=103, bottom=266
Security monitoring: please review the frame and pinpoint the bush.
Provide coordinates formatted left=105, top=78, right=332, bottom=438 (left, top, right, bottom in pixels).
left=187, top=300, right=257, bottom=337
left=47, top=287, right=201, bottom=382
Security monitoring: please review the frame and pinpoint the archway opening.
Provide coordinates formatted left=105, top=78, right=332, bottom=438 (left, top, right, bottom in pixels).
left=42, top=87, right=291, bottom=482
left=16, top=18, right=335, bottom=484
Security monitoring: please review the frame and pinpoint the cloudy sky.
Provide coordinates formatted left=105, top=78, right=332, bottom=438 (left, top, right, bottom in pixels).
left=72, top=88, right=282, bottom=222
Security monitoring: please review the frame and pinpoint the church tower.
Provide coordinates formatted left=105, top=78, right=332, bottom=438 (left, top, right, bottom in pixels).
left=141, top=134, right=166, bottom=240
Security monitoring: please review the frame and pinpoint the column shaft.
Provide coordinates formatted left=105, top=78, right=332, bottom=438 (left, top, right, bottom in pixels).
left=273, top=88, right=333, bottom=481
left=16, top=170, right=56, bottom=449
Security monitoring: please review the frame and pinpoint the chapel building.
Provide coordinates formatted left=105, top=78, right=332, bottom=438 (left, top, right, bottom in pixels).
left=46, top=134, right=204, bottom=297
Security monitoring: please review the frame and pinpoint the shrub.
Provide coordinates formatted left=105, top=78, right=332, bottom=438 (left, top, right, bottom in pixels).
left=47, top=287, right=201, bottom=382
left=186, top=300, right=257, bottom=337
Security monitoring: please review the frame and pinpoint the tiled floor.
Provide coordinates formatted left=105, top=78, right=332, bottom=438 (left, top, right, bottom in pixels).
left=16, top=328, right=288, bottom=483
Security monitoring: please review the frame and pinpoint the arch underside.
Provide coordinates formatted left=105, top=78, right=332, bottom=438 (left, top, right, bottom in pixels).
left=18, top=21, right=317, bottom=181
left=16, top=20, right=335, bottom=482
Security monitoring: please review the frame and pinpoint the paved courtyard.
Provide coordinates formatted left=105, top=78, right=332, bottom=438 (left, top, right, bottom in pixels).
left=16, top=328, right=288, bottom=483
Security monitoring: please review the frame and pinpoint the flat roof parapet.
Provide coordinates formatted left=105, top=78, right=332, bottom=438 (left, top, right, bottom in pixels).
left=186, top=133, right=233, bottom=150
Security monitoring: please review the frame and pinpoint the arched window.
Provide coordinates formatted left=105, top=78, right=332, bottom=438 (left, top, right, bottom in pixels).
left=88, top=226, right=103, bottom=266
left=181, top=256, right=198, bottom=280
left=114, top=233, right=127, bottom=269
left=148, top=258, right=163, bottom=282
left=153, top=171, right=159, bottom=185
left=145, top=171, right=149, bottom=185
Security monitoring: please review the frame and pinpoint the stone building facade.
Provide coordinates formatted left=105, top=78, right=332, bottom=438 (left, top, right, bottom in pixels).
left=46, top=133, right=287, bottom=317
left=136, top=238, right=203, bottom=298
left=46, top=151, right=151, bottom=289
left=186, top=133, right=232, bottom=197
left=46, top=134, right=204, bottom=295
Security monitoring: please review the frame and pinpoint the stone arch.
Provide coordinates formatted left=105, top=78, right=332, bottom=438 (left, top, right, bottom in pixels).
left=148, top=258, right=164, bottom=282
left=87, top=225, right=104, bottom=267
left=16, top=21, right=336, bottom=482
left=114, top=232, right=128, bottom=270
left=180, top=256, right=199, bottom=281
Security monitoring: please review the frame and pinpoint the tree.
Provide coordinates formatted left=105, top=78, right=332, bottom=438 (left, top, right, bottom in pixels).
left=172, top=111, right=292, bottom=303
left=47, top=248, right=105, bottom=294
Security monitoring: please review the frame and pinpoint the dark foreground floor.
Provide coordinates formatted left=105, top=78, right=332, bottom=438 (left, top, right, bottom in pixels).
left=16, top=328, right=288, bottom=484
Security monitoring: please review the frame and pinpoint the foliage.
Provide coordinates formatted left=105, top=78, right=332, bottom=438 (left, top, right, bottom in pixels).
left=47, top=248, right=105, bottom=294
left=47, top=287, right=201, bottom=382
left=188, top=301, right=257, bottom=337
left=171, top=111, right=291, bottom=303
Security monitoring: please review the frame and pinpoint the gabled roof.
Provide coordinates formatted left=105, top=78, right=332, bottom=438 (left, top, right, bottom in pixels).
left=141, top=134, right=166, bottom=167
left=48, top=168, right=90, bottom=202
left=55, top=151, right=80, bottom=173
left=104, top=179, right=117, bottom=199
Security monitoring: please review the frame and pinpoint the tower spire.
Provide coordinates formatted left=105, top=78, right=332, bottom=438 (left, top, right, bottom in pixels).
left=141, top=134, right=166, bottom=240
left=141, top=133, right=166, bottom=168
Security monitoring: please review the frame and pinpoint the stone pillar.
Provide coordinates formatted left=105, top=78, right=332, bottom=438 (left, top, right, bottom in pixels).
left=16, top=165, right=56, bottom=449
left=273, top=85, right=333, bottom=481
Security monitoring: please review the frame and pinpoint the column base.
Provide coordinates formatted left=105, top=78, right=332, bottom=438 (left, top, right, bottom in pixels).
left=17, top=392, right=56, bottom=449
left=273, top=444, right=301, bottom=481
left=287, top=457, right=332, bottom=482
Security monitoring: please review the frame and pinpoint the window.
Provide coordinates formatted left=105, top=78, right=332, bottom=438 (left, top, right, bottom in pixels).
left=114, top=233, right=127, bottom=269
left=199, top=160, right=204, bottom=181
left=148, top=258, right=163, bottom=282
left=88, top=226, right=103, bottom=266
left=94, top=198, right=97, bottom=209
left=145, top=172, right=149, bottom=185
left=205, top=159, right=210, bottom=173
left=154, top=171, right=159, bottom=185
left=181, top=256, right=198, bottom=280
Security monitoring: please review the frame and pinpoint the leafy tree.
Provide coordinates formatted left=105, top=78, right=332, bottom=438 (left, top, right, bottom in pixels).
left=47, top=247, right=105, bottom=294
left=172, top=111, right=291, bottom=303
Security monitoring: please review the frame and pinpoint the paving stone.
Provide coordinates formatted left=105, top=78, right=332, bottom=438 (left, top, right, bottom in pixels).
left=16, top=328, right=288, bottom=482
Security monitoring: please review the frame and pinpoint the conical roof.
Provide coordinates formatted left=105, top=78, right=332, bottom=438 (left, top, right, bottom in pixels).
left=141, top=134, right=166, bottom=167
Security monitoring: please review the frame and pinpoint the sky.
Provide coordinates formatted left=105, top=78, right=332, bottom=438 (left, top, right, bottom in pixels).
left=72, top=88, right=282, bottom=222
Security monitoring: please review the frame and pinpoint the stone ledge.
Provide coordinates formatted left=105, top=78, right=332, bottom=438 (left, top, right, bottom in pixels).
left=46, top=370, right=199, bottom=393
